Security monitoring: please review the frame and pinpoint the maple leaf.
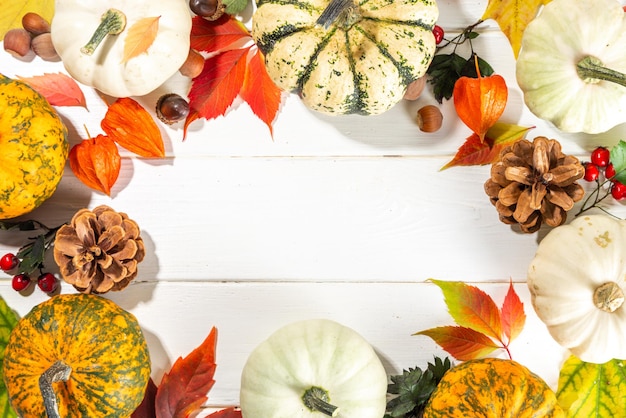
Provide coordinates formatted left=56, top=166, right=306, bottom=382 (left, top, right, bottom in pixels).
left=155, top=327, right=218, bottom=418
left=17, top=73, right=87, bottom=108
left=441, top=122, right=534, bottom=169
left=481, top=0, right=551, bottom=58
left=123, top=16, right=160, bottom=63
left=0, top=0, right=54, bottom=40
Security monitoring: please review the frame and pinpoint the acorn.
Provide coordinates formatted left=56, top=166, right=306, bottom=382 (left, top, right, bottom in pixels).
left=22, top=12, right=51, bottom=36
left=156, top=93, right=190, bottom=124
left=416, top=105, right=443, bottom=133
left=3, top=28, right=32, bottom=58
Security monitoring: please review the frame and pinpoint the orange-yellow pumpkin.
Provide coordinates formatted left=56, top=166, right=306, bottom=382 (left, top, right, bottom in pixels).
left=0, top=74, right=68, bottom=220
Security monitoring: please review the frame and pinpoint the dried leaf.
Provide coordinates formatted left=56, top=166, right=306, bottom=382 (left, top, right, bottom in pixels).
left=123, top=16, right=160, bottom=63
left=190, top=15, right=251, bottom=53
left=414, top=326, right=501, bottom=361
left=131, top=378, right=158, bottom=418
left=557, top=356, right=626, bottom=417
left=101, top=97, right=165, bottom=158
left=155, top=327, right=218, bottom=418
left=501, top=279, right=526, bottom=342
left=482, top=0, right=551, bottom=58
left=0, top=296, right=19, bottom=418
left=68, top=134, right=121, bottom=195
left=208, top=408, right=242, bottom=418
left=429, top=279, right=502, bottom=341
left=240, top=50, right=282, bottom=136
left=0, top=0, right=53, bottom=40
left=17, top=73, right=87, bottom=108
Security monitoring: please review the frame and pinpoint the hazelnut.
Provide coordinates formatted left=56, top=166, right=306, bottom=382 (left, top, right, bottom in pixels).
left=404, top=77, right=426, bottom=101
left=179, top=49, right=205, bottom=79
left=31, top=33, right=59, bottom=61
left=416, top=105, right=443, bottom=133
left=3, top=28, right=32, bottom=58
left=22, top=12, right=51, bottom=36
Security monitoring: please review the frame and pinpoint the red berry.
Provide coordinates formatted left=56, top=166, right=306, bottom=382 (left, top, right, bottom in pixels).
left=12, top=274, right=31, bottom=291
left=591, top=147, right=610, bottom=167
left=606, top=163, right=617, bottom=179
left=0, top=253, right=18, bottom=272
left=37, top=273, right=58, bottom=293
left=611, top=181, right=626, bottom=200
left=432, top=25, right=444, bottom=45
left=583, top=163, right=600, bottom=182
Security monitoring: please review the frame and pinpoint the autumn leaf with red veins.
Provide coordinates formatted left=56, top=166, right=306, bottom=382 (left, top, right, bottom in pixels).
left=186, top=15, right=283, bottom=137
left=17, top=72, right=87, bottom=108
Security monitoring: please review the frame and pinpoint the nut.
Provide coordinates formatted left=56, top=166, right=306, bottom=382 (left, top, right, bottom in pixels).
left=22, top=12, right=51, bottom=36
left=404, top=77, right=426, bottom=101
left=179, top=49, right=205, bottom=79
left=416, top=105, right=443, bottom=133
left=3, top=28, right=32, bottom=58
left=31, top=33, right=59, bottom=61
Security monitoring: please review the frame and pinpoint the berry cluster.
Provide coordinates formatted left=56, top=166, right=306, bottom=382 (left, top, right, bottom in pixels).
left=1, top=252, right=58, bottom=294
left=583, top=147, right=626, bottom=200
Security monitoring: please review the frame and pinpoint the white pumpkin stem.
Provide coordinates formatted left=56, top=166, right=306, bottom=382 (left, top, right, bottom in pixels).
left=39, top=360, right=72, bottom=418
left=593, top=281, right=625, bottom=313
left=577, top=56, right=626, bottom=88
left=81, top=9, right=127, bottom=56
left=302, top=386, right=340, bottom=417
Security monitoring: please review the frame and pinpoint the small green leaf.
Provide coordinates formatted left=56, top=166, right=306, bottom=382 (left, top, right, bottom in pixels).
left=609, top=140, right=626, bottom=184
left=426, top=53, right=468, bottom=103
left=0, top=296, right=19, bottom=418
left=557, top=355, right=626, bottom=417
left=222, top=0, right=249, bottom=15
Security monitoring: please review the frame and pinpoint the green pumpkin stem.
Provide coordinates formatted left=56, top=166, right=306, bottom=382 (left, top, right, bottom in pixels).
left=316, top=0, right=359, bottom=29
left=39, top=360, right=72, bottom=418
left=302, top=386, right=340, bottom=417
left=577, top=56, right=626, bottom=88
left=81, top=8, right=127, bottom=56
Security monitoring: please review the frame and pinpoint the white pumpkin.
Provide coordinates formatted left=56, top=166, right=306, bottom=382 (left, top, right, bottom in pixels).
left=527, top=214, right=626, bottom=363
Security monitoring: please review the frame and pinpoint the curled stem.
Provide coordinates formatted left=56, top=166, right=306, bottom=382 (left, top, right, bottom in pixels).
left=81, top=9, right=127, bottom=55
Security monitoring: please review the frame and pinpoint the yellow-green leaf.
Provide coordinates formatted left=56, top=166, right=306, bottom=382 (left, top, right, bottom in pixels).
left=0, top=0, right=54, bottom=40
left=481, top=0, right=551, bottom=58
left=557, top=355, right=626, bottom=417
left=122, top=16, right=160, bottom=63
left=0, top=296, right=19, bottom=418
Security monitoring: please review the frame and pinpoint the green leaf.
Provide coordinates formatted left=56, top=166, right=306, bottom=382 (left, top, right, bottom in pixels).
left=609, top=140, right=626, bottom=184
left=557, top=355, right=626, bottom=417
left=426, top=53, right=467, bottom=103
left=0, top=296, right=19, bottom=418
left=222, top=0, right=249, bottom=15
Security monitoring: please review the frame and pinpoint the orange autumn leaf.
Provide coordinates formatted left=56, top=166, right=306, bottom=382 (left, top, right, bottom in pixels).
left=155, top=327, right=218, bottom=418
left=101, top=97, right=165, bottom=158
left=501, top=279, right=526, bottom=342
left=68, top=134, right=121, bottom=195
left=453, top=57, right=508, bottom=141
left=415, top=326, right=502, bottom=361
left=190, top=14, right=250, bottom=53
left=17, top=72, right=87, bottom=108
left=123, top=16, right=160, bottom=63
left=208, top=408, right=242, bottom=418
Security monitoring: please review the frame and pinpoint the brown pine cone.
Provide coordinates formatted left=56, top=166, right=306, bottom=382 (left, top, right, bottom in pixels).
left=53, top=205, right=145, bottom=293
left=484, top=136, right=585, bottom=233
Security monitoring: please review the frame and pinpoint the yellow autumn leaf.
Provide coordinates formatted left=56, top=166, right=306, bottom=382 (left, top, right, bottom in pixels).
left=0, top=0, right=54, bottom=40
left=481, top=0, right=551, bottom=58
left=122, top=16, right=160, bottom=63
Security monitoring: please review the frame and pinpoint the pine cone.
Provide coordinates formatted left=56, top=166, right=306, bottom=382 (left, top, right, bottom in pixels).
left=53, top=205, right=145, bottom=293
left=484, top=136, right=585, bottom=233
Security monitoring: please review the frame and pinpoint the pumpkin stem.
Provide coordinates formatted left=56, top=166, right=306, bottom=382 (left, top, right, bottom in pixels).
left=302, top=386, right=340, bottom=417
left=39, top=360, right=72, bottom=418
left=577, top=56, right=626, bottom=88
left=81, top=9, right=127, bottom=56
left=593, top=281, right=625, bottom=313
left=316, top=0, right=359, bottom=30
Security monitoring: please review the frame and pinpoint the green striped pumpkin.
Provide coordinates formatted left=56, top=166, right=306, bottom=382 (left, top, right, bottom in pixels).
left=251, top=0, right=439, bottom=115
left=423, top=358, right=564, bottom=418
left=0, top=74, right=68, bottom=220
left=2, top=294, right=150, bottom=417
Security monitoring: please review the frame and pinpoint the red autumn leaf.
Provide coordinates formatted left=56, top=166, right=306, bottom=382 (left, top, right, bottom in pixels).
left=188, top=46, right=250, bottom=121
left=190, top=15, right=251, bottom=53
left=240, top=49, right=283, bottom=136
left=414, top=326, right=501, bottom=361
left=131, top=378, right=158, bottom=418
left=208, top=407, right=242, bottom=418
left=17, top=72, right=87, bottom=108
left=68, top=134, right=121, bottom=195
left=155, top=327, right=218, bottom=418
left=441, top=122, right=534, bottom=169
left=501, top=279, right=526, bottom=343
left=429, top=279, right=502, bottom=341
left=101, top=97, right=165, bottom=158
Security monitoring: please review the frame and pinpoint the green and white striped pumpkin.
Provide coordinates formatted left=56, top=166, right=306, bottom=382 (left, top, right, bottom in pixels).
left=252, top=0, right=439, bottom=115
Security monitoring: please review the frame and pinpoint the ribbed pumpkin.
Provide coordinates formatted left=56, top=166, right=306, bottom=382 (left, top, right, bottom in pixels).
left=251, top=0, right=439, bottom=115
left=3, top=293, right=151, bottom=418
left=0, top=73, right=68, bottom=220
left=423, top=358, right=564, bottom=418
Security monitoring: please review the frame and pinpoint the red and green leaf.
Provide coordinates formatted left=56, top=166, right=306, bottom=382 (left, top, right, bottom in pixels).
left=414, top=326, right=501, bottom=361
